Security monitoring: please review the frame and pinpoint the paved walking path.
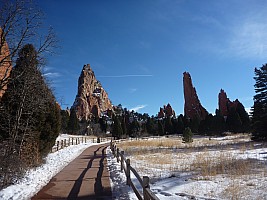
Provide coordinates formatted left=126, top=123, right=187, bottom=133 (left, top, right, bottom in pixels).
left=32, top=144, right=112, bottom=200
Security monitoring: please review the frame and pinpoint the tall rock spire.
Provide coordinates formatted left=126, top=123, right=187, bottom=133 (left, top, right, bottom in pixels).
left=72, top=64, right=113, bottom=121
left=183, top=72, right=208, bottom=120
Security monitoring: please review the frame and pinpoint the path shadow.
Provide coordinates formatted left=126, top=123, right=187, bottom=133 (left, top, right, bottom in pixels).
left=94, top=146, right=107, bottom=195
left=67, top=146, right=102, bottom=199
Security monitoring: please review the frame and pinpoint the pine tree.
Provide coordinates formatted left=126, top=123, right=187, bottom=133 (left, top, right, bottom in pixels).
left=177, top=114, right=185, bottom=134
left=182, top=127, right=193, bottom=143
left=60, top=110, right=70, bottom=134
left=0, top=44, right=60, bottom=187
left=158, top=120, right=164, bottom=136
left=226, top=108, right=242, bottom=133
left=164, top=116, right=173, bottom=134
left=251, top=64, right=267, bottom=140
left=67, top=108, right=80, bottom=134
left=112, top=116, right=123, bottom=139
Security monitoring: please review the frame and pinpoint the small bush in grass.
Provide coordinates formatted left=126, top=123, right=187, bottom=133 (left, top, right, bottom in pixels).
left=183, top=127, right=193, bottom=143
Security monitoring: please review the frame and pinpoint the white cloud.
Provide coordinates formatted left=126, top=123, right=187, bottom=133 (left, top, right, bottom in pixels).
left=129, top=88, right=137, bottom=93
left=229, top=21, right=267, bottom=59
left=43, top=72, right=61, bottom=78
left=129, top=105, right=147, bottom=112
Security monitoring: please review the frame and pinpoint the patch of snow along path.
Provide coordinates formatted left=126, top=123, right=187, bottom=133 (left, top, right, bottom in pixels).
left=0, top=141, right=106, bottom=200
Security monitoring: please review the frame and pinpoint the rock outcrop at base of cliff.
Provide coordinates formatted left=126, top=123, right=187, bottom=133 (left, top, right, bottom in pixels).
left=72, top=64, right=113, bottom=121
left=183, top=72, right=208, bottom=120
left=0, top=28, right=12, bottom=98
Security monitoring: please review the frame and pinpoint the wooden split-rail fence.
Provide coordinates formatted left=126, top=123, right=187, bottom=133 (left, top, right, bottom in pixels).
left=110, top=141, right=160, bottom=200
left=52, top=137, right=111, bottom=152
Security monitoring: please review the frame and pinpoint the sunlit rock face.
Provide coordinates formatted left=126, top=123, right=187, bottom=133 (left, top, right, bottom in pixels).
left=72, top=64, right=113, bottom=121
left=183, top=72, right=208, bottom=120
left=0, top=28, right=12, bottom=98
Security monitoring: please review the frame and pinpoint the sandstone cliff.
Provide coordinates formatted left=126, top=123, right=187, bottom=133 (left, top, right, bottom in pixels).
left=183, top=72, right=208, bottom=120
left=72, top=64, right=113, bottom=121
left=0, top=28, right=12, bottom=98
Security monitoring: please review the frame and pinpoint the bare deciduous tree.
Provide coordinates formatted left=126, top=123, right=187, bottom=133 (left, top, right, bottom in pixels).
left=0, top=0, right=57, bottom=95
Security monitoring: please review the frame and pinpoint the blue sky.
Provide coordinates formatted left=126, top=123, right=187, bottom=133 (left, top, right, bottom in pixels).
left=37, top=0, right=267, bottom=116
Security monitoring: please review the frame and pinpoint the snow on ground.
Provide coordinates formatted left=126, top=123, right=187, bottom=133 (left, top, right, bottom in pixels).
left=0, top=134, right=104, bottom=200
left=109, top=134, right=267, bottom=199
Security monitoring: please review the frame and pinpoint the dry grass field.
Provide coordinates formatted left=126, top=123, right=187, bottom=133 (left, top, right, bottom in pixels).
left=115, top=134, right=267, bottom=199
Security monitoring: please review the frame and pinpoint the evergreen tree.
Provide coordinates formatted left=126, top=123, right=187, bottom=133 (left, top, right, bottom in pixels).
left=189, top=115, right=200, bottom=133
left=164, top=116, right=173, bottom=134
left=99, top=117, right=107, bottom=134
left=236, top=102, right=250, bottom=132
left=146, top=116, right=157, bottom=135
left=129, top=119, right=140, bottom=137
left=226, top=108, right=242, bottom=133
left=67, top=108, right=80, bottom=134
left=112, top=116, right=123, bottom=139
left=158, top=120, right=164, bottom=136
left=0, top=44, right=60, bottom=187
left=251, top=64, right=267, bottom=140
left=177, top=114, right=185, bottom=134
left=60, top=110, right=70, bottom=134
left=121, top=115, right=128, bottom=136
left=182, top=127, right=193, bottom=143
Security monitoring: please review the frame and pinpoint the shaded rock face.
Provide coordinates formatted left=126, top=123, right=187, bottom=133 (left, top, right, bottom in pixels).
left=183, top=72, right=208, bottom=120
left=0, top=28, right=12, bottom=98
left=218, top=89, right=240, bottom=116
left=72, top=64, right=113, bottom=121
left=158, top=103, right=176, bottom=118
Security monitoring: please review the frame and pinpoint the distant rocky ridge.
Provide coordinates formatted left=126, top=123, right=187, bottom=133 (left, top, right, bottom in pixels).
left=183, top=72, right=208, bottom=120
left=183, top=72, right=246, bottom=122
left=0, top=28, right=12, bottom=98
left=72, top=64, right=113, bottom=121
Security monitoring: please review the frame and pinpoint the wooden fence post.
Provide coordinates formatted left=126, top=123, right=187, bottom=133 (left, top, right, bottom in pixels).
left=143, top=176, right=150, bottom=200
left=114, top=145, right=116, bottom=157
left=117, top=148, right=120, bottom=162
left=61, top=140, right=63, bottom=149
left=68, top=138, right=70, bottom=146
left=121, top=151, right=124, bottom=171
left=126, top=159, right=131, bottom=186
left=76, top=138, right=78, bottom=145
left=57, top=141, right=59, bottom=151
left=85, top=137, right=87, bottom=143
left=64, top=139, right=66, bottom=147
left=72, top=138, right=74, bottom=145
left=82, top=137, right=83, bottom=143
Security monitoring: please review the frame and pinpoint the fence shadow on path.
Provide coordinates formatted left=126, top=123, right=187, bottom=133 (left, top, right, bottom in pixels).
left=67, top=145, right=112, bottom=200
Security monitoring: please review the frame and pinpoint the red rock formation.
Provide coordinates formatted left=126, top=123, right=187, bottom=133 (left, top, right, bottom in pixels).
left=0, top=28, right=12, bottom=98
left=218, top=89, right=228, bottom=116
left=157, top=103, right=176, bottom=118
left=183, top=72, right=208, bottom=120
left=218, top=89, right=240, bottom=116
left=158, top=107, right=165, bottom=118
left=72, top=64, right=113, bottom=120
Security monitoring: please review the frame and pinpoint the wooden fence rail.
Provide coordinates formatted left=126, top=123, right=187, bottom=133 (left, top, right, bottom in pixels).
left=51, top=137, right=111, bottom=153
left=110, top=141, right=160, bottom=200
